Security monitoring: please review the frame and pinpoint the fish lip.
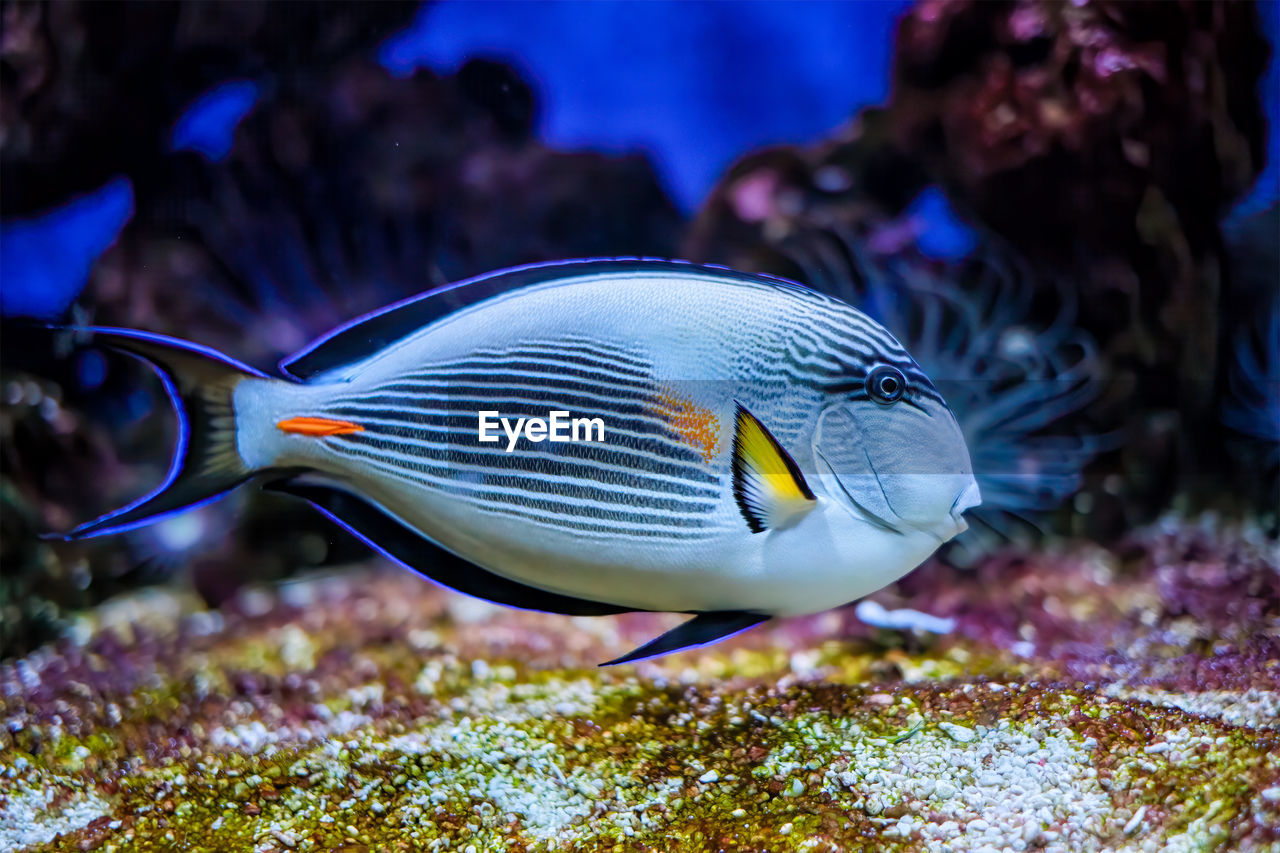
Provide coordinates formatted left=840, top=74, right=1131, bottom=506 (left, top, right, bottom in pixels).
left=943, top=480, right=981, bottom=540
left=949, top=480, right=982, bottom=522
left=813, top=446, right=904, bottom=536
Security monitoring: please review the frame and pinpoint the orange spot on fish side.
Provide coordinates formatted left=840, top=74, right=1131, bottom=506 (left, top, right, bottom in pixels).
left=647, top=388, right=720, bottom=464
left=277, top=416, right=364, bottom=437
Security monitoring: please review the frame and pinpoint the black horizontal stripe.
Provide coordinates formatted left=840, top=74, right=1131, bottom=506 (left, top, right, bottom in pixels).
left=336, top=440, right=717, bottom=512
left=526, top=335, right=653, bottom=368
left=799, top=298, right=910, bottom=353
left=460, top=345, right=653, bottom=377
left=334, top=428, right=719, bottom=490
left=329, top=384, right=656, bottom=418
left=794, top=319, right=912, bottom=370
left=328, top=442, right=719, bottom=528
left=401, top=357, right=654, bottom=389
left=379, top=369, right=655, bottom=401
left=478, top=503, right=715, bottom=540
left=339, top=432, right=721, bottom=500
left=329, top=411, right=712, bottom=474
left=786, top=318, right=881, bottom=364
left=812, top=378, right=947, bottom=408
left=330, top=391, right=657, bottom=425
left=328, top=395, right=708, bottom=456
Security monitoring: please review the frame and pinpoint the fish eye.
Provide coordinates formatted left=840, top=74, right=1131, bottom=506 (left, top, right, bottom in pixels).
left=866, top=365, right=906, bottom=405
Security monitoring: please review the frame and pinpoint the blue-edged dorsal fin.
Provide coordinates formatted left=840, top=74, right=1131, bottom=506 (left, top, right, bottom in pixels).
left=600, top=611, right=770, bottom=666
left=731, top=402, right=817, bottom=533
left=280, top=258, right=814, bottom=381
left=265, top=479, right=637, bottom=617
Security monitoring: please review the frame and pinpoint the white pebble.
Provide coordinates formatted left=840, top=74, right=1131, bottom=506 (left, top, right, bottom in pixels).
left=939, top=722, right=977, bottom=743
left=1124, top=805, right=1147, bottom=834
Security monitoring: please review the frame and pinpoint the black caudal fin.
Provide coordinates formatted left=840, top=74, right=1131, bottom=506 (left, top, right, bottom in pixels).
left=600, top=611, right=770, bottom=666
left=57, top=328, right=269, bottom=539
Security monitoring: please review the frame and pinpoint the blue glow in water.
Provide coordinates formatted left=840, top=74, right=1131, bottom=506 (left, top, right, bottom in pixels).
left=126, top=389, right=153, bottom=421
left=76, top=350, right=108, bottom=390
left=0, top=177, right=134, bottom=319
left=907, top=187, right=979, bottom=261
left=380, top=0, right=908, bottom=212
left=169, top=80, right=260, bottom=160
left=1231, top=1, right=1280, bottom=221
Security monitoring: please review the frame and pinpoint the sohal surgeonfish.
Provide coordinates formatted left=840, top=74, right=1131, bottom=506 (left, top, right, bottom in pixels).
left=58, top=259, right=980, bottom=664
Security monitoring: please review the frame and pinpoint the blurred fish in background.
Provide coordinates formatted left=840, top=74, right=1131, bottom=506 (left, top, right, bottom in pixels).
left=1, top=0, right=1277, bottom=657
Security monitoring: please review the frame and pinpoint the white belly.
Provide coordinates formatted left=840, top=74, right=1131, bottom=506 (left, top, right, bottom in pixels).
left=351, top=472, right=938, bottom=617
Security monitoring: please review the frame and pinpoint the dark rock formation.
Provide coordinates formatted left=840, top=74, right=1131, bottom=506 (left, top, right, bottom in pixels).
left=0, top=1, right=419, bottom=218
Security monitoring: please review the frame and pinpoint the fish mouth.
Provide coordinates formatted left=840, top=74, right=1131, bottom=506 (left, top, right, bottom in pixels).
left=813, top=447, right=904, bottom=536
left=946, top=480, right=982, bottom=537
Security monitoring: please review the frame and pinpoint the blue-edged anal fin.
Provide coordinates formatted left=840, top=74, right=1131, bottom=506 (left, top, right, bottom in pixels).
left=600, top=611, right=770, bottom=666
left=267, top=480, right=772, bottom=665
left=264, top=479, right=637, bottom=617
left=732, top=402, right=816, bottom=533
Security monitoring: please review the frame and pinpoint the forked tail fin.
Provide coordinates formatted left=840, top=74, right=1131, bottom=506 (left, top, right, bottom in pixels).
left=56, top=328, right=270, bottom=539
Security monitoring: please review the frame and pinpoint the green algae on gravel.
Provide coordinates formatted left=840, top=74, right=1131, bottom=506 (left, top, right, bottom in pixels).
left=2, top=522, right=1278, bottom=851
left=5, top=669, right=1277, bottom=851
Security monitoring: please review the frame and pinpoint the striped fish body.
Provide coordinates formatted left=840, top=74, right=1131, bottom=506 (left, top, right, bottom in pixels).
left=62, top=260, right=980, bottom=661
left=236, top=266, right=962, bottom=615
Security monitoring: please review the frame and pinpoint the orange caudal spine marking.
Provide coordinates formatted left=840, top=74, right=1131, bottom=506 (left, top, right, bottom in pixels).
left=647, top=388, right=720, bottom=464
left=277, top=416, right=365, bottom=437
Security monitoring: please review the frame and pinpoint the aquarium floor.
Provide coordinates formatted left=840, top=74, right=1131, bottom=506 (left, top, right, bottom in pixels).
left=2, top=518, right=1277, bottom=852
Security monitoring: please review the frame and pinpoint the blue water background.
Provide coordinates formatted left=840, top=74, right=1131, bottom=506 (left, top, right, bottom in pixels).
left=382, top=0, right=907, bottom=212
left=1, top=0, right=1275, bottom=319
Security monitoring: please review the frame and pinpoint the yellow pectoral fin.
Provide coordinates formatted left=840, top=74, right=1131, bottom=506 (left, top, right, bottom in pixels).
left=277, top=416, right=364, bottom=437
left=731, top=402, right=816, bottom=533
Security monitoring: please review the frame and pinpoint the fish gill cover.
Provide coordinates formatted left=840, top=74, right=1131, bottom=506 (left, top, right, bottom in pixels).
left=0, top=1, right=1278, bottom=850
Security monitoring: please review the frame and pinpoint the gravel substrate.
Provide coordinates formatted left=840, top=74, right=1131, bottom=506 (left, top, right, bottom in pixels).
left=1, top=520, right=1277, bottom=851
